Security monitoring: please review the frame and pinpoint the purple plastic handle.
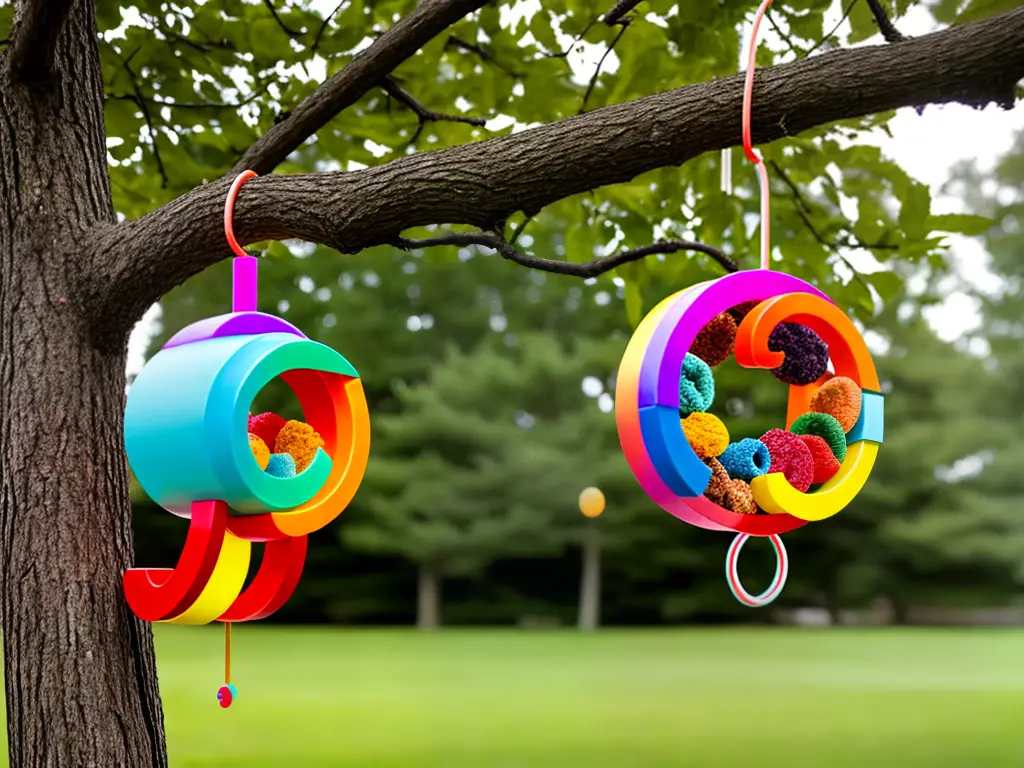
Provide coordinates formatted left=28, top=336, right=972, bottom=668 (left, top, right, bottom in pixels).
left=233, top=255, right=259, bottom=313
left=163, top=312, right=306, bottom=349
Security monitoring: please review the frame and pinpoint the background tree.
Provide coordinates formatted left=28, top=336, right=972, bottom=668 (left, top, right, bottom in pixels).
left=344, top=331, right=623, bottom=628
left=1, top=0, right=1024, bottom=765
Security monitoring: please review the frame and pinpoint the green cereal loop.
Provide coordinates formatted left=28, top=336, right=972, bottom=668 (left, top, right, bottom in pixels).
left=790, top=412, right=847, bottom=463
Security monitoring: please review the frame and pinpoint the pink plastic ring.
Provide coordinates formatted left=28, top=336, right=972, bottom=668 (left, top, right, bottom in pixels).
left=726, top=533, right=788, bottom=608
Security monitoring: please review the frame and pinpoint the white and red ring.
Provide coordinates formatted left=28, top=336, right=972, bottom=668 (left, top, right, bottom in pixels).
left=726, top=533, right=788, bottom=608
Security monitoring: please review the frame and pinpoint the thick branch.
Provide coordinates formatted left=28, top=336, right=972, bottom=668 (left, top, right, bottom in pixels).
left=92, top=5, right=1024, bottom=334
left=9, top=0, right=77, bottom=81
left=394, top=232, right=738, bottom=277
left=235, top=0, right=488, bottom=174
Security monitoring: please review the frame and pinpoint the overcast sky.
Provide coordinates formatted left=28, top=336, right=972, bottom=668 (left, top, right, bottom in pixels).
left=125, top=2, right=1024, bottom=375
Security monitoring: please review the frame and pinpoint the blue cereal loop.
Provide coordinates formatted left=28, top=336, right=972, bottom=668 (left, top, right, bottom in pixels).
left=719, top=438, right=771, bottom=482
left=679, top=353, right=715, bottom=416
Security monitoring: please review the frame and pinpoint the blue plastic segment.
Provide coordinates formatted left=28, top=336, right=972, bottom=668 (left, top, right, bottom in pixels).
left=125, top=333, right=359, bottom=517
left=638, top=405, right=710, bottom=498
left=846, top=390, right=884, bottom=444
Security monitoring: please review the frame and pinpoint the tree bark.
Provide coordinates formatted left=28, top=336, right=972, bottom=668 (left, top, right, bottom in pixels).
left=0, top=2, right=166, bottom=766
left=416, top=563, right=442, bottom=630
left=578, top=523, right=601, bottom=632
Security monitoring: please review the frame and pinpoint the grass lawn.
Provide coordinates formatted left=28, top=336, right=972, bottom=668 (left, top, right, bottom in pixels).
left=6, top=627, right=1024, bottom=766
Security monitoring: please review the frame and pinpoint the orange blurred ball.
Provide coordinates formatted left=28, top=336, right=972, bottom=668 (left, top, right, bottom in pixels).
left=578, top=487, right=606, bottom=518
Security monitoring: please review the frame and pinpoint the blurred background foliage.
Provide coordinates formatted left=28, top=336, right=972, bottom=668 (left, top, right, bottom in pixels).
left=71, top=0, right=1023, bottom=627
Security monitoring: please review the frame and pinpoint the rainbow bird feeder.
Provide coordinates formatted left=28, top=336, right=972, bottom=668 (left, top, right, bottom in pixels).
left=614, top=0, right=884, bottom=608
left=123, top=171, right=371, bottom=706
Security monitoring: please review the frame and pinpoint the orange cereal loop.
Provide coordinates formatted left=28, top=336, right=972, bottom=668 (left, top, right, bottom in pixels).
left=248, top=433, right=270, bottom=470
left=681, top=412, right=730, bottom=460
left=274, top=420, right=325, bottom=474
left=809, top=375, right=862, bottom=433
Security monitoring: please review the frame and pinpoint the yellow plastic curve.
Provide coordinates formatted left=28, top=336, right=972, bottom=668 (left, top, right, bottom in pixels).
left=750, top=441, right=879, bottom=521
left=162, top=532, right=251, bottom=625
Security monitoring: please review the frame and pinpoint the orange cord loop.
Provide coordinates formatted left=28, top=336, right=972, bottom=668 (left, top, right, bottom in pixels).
left=224, top=170, right=258, bottom=258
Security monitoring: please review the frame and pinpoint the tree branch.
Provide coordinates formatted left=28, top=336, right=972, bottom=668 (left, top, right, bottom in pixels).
left=382, top=77, right=486, bottom=145
left=580, top=22, right=630, bottom=114
left=114, top=56, right=168, bottom=189
left=91, top=5, right=1024, bottom=335
left=866, top=0, right=907, bottom=44
left=312, top=1, right=347, bottom=52
left=262, top=0, right=304, bottom=38
left=9, top=0, right=77, bottom=81
left=604, top=0, right=644, bottom=26
left=445, top=35, right=522, bottom=77
left=805, top=0, right=858, bottom=57
left=235, top=0, right=488, bottom=174
left=394, top=232, right=738, bottom=277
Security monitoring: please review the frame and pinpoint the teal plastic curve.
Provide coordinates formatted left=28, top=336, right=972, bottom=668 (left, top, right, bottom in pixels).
left=125, top=333, right=359, bottom=517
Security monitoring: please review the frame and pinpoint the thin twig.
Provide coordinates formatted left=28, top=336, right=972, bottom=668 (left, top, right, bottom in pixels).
left=768, top=160, right=897, bottom=252
left=866, top=0, right=907, bottom=43
left=393, top=231, right=738, bottom=277
left=805, top=0, right=858, bottom=57
left=103, top=42, right=143, bottom=88
left=262, top=0, right=304, bottom=37
left=768, top=160, right=891, bottom=297
left=106, top=82, right=272, bottom=111
left=767, top=11, right=801, bottom=57
left=579, top=23, right=629, bottom=114
left=236, top=0, right=489, bottom=174
left=445, top=35, right=523, bottom=77
left=508, top=213, right=535, bottom=245
left=115, top=56, right=168, bottom=189
left=382, top=76, right=486, bottom=144
left=312, top=0, right=347, bottom=51
left=544, top=17, right=597, bottom=59
left=604, top=0, right=643, bottom=26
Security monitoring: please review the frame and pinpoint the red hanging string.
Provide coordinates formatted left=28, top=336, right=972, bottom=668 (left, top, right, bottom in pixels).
left=224, top=621, right=232, bottom=685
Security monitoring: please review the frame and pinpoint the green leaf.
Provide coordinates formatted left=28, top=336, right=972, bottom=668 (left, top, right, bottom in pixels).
left=788, top=10, right=824, bottom=41
left=624, top=281, right=644, bottom=328
left=847, top=276, right=877, bottom=316
left=899, top=182, right=931, bottom=242
left=618, top=261, right=646, bottom=328
left=957, top=0, right=1021, bottom=24
left=867, top=270, right=904, bottom=305
left=928, top=213, right=993, bottom=236
left=847, top=1, right=878, bottom=43
left=932, top=0, right=966, bottom=23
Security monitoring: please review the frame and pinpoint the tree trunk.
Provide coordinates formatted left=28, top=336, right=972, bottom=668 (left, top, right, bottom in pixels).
left=417, top=563, right=442, bottom=630
left=577, top=522, right=601, bottom=632
left=823, top=586, right=843, bottom=627
left=0, top=4, right=167, bottom=766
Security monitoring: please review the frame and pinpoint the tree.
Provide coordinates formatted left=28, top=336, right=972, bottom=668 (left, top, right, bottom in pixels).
left=344, top=331, right=622, bottom=628
left=1, top=0, right=1023, bottom=764
left=945, top=129, right=1024, bottom=598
